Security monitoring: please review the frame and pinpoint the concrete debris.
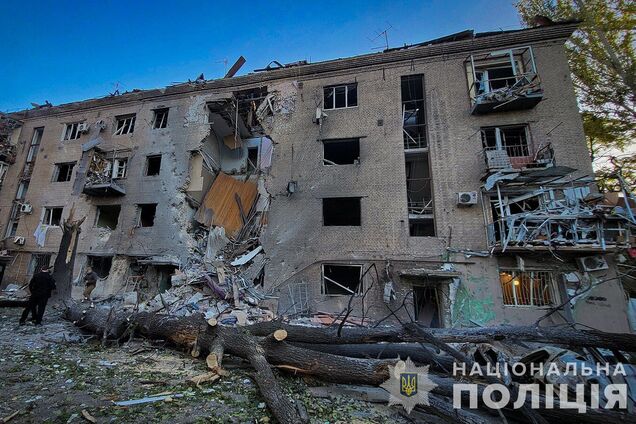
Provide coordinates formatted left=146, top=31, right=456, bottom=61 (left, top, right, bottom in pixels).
left=230, top=246, right=263, bottom=266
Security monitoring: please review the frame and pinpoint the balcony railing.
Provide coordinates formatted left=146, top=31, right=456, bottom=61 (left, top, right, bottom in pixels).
left=482, top=143, right=554, bottom=172
left=406, top=177, right=433, bottom=215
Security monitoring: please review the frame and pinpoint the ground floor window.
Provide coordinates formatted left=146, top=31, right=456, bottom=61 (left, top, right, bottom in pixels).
left=322, top=264, right=362, bottom=295
left=87, top=255, right=113, bottom=278
left=499, top=270, right=556, bottom=306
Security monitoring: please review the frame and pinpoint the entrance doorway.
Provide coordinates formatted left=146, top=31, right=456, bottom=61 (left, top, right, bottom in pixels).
left=413, top=286, right=441, bottom=327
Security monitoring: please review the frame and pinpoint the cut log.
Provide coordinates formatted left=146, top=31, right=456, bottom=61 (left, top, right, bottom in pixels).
left=291, top=342, right=455, bottom=371
left=63, top=304, right=130, bottom=339
left=245, top=321, right=636, bottom=352
left=64, top=305, right=635, bottom=424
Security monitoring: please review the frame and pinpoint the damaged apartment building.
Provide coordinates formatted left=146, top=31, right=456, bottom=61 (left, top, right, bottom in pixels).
left=1, top=21, right=634, bottom=332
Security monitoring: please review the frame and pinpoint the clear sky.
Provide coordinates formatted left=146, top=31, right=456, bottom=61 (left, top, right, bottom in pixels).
left=0, top=0, right=522, bottom=112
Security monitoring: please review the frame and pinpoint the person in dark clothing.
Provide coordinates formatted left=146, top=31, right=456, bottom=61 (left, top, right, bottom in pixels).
left=19, top=265, right=56, bottom=325
left=82, top=266, right=99, bottom=301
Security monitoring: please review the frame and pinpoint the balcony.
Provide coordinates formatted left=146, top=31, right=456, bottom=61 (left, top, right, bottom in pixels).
left=483, top=142, right=554, bottom=172
left=82, top=150, right=126, bottom=197
left=83, top=180, right=126, bottom=196
left=466, top=46, right=543, bottom=115
left=483, top=167, right=631, bottom=252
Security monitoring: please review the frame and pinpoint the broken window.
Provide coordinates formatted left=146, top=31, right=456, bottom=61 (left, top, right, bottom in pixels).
left=413, top=286, right=441, bottom=327
left=323, top=138, right=360, bottom=165
left=401, top=75, right=427, bottom=149
left=87, top=255, right=113, bottom=278
left=481, top=125, right=530, bottom=157
left=247, top=146, right=258, bottom=172
left=26, top=127, right=43, bottom=163
left=114, top=114, right=136, bottom=135
left=6, top=220, right=18, bottom=237
left=95, top=205, right=121, bottom=229
left=16, top=181, right=30, bottom=200
left=323, top=83, right=357, bottom=109
left=152, top=108, right=169, bottom=129
left=42, top=207, right=63, bottom=226
left=145, top=155, right=162, bottom=176
left=323, top=197, right=361, bottom=226
left=52, top=162, right=75, bottom=182
left=137, top=203, right=157, bottom=227
left=409, top=219, right=435, bottom=237
left=322, top=264, right=362, bottom=295
left=499, top=270, right=556, bottom=307
left=111, top=158, right=128, bottom=179
left=62, top=122, right=83, bottom=141
left=28, top=253, right=51, bottom=275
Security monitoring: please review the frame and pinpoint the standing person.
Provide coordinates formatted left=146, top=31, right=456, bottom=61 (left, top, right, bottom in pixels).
left=19, top=265, right=56, bottom=325
left=82, top=266, right=98, bottom=301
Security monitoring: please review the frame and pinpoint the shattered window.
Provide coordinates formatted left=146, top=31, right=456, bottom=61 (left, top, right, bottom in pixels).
left=322, top=264, right=362, bottom=295
left=323, top=197, right=361, bottom=226
left=323, top=138, right=360, bottom=165
left=145, top=155, right=162, bottom=176
left=87, top=255, right=113, bottom=278
left=112, top=158, right=128, bottom=179
left=42, top=207, right=63, bottom=226
left=323, top=83, right=357, bottom=109
left=114, top=114, right=136, bottom=136
left=481, top=125, right=530, bottom=157
left=28, top=254, right=51, bottom=275
left=62, top=122, right=83, bottom=141
left=152, top=108, right=169, bottom=129
left=53, top=162, right=75, bottom=182
left=95, top=205, right=121, bottom=229
left=499, top=270, right=555, bottom=307
left=137, top=203, right=157, bottom=227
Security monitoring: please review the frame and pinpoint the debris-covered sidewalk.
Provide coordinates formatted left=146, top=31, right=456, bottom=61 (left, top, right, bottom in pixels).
left=0, top=307, right=407, bottom=423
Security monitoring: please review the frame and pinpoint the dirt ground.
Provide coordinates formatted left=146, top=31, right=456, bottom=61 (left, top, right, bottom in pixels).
left=0, top=305, right=409, bottom=423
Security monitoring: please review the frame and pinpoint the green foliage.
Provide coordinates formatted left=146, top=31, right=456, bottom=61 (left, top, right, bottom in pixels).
left=516, top=0, right=635, bottom=191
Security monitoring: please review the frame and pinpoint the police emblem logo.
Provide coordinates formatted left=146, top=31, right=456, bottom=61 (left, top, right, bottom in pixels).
left=400, top=373, right=418, bottom=397
left=381, top=357, right=438, bottom=414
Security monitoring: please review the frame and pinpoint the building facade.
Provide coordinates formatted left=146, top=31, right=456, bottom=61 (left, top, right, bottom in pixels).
left=1, top=21, right=632, bottom=332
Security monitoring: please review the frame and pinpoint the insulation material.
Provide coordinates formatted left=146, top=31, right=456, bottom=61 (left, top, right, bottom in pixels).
left=195, top=172, right=258, bottom=236
left=258, top=137, right=274, bottom=169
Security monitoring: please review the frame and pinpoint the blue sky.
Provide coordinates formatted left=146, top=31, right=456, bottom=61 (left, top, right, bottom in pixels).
left=0, top=0, right=522, bottom=112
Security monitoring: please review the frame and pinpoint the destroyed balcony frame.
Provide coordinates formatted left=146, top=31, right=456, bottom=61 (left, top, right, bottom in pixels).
left=466, top=46, right=543, bottom=114
left=482, top=167, right=632, bottom=252
left=83, top=148, right=128, bottom=197
left=401, top=74, right=428, bottom=150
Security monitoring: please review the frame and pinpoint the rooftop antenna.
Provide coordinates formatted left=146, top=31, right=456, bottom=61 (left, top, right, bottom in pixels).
left=369, top=23, right=393, bottom=51
left=212, top=59, right=229, bottom=76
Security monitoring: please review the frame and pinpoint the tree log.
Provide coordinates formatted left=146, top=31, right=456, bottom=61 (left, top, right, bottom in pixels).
left=245, top=321, right=636, bottom=352
left=64, top=305, right=634, bottom=424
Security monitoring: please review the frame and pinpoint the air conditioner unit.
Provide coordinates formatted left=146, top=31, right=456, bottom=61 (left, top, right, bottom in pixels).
left=20, top=203, right=32, bottom=214
left=13, top=236, right=25, bottom=245
left=577, top=255, right=609, bottom=272
left=77, top=122, right=90, bottom=133
left=95, top=120, right=107, bottom=132
left=457, top=191, right=478, bottom=206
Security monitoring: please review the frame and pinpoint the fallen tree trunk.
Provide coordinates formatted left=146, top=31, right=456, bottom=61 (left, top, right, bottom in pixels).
left=245, top=321, right=636, bottom=352
left=64, top=304, right=634, bottom=423
left=0, top=298, right=28, bottom=308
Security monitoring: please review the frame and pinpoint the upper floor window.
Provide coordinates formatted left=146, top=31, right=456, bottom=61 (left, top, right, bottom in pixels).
left=42, top=207, right=63, bottom=226
left=323, top=197, right=361, bottom=226
left=114, top=114, right=136, bottom=135
left=323, top=83, right=357, bottom=109
left=145, top=155, right=162, bottom=176
left=152, top=108, right=169, bottom=129
left=110, top=158, right=128, bottom=179
left=323, top=138, right=360, bottom=165
left=62, top=122, right=84, bottom=141
left=26, top=127, right=43, bottom=163
left=52, top=162, right=75, bottom=182
left=481, top=125, right=530, bottom=158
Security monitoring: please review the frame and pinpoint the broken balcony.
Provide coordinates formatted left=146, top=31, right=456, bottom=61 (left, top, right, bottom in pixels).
left=483, top=166, right=632, bottom=252
left=466, top=46, right=542, bottom=115
left=481, top=126, right=555, bottom=172
left=82, top=150, right=126, bottom=196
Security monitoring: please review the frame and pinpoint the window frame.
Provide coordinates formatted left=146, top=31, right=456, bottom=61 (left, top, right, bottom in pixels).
left=322, top=138, right=361, bottom=166
left=42, top=207, right=63, bottom=227
left=113, top=114, right=136, bottom=136
left=321, top=263, right=364, bottom=296
left=52, top=162, right=76, bottom=182
left=111, top=158, right=128, bottom=179
left=94, top=204, right=121, bottom=230
left=61, top=122, right=83, bottom=141
left=481, top=124, right=531, bottom=158
left=322, top=197, right=362, bottom=226
left=323, top=83, right=358, bottom=110
left=145, top=154, right=162, bottom=176
left=152, top=108, right=169, bottom=129
left=136, top=203, right=157, bottom=227
left=499, top=269, right=557, bottom=307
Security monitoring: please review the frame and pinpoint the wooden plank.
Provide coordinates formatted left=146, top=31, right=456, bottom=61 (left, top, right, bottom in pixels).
left=195, top=173, right=258, bottom=236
